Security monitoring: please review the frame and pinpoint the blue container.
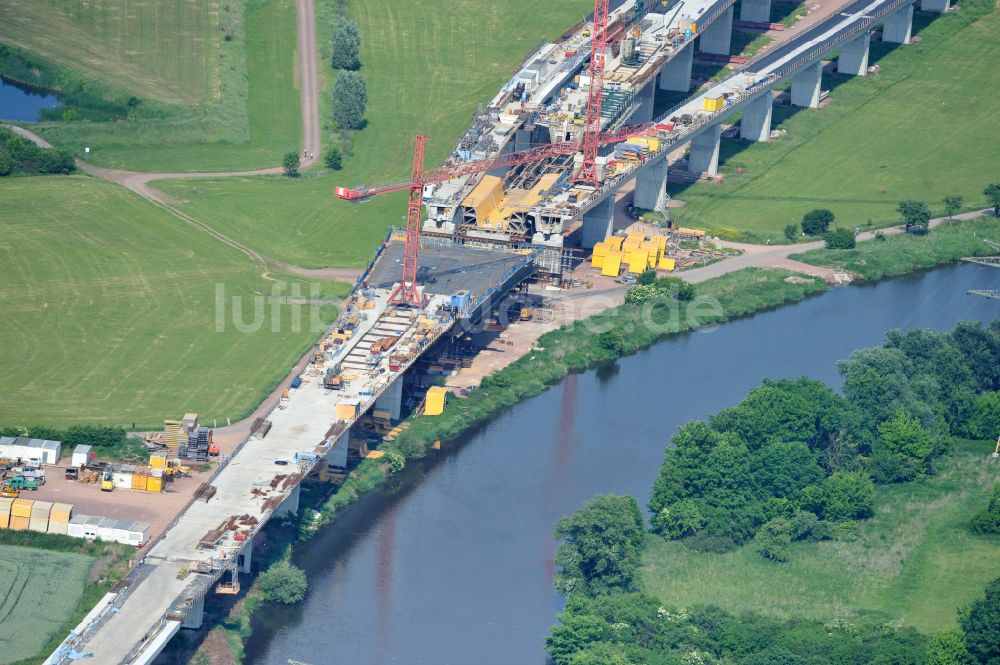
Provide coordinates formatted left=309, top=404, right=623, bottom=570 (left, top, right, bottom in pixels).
left=290, top=376, right=302, bottom=389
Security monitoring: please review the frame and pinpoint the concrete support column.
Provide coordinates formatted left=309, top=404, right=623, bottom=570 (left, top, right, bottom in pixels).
left=837, top=32, right=871, bottom=75
left=687, top=123, right=721, bottom=177
left=791, top=60, right=822, bottom=108
left=325, top=431, right=349, bottom=469
left=238, top=539, right=253, bottom=573
left=375, top=378, right=403, bottom=421
left=698, top=6, right=734, bottom=56
left=658, top=45, right=693, bottom=92
left=633, top=157, right=669, bottom=211
left=882, top=4, right=913, bottom=44
left=276, top=483, right=301, bottom=517
left=630, top=80, right=656, bottom=123
left=581, top=197, right=615, bottom=248
left=921, top=0, right=949, bottom=13
left=740, top=93, right=773, bottom=142
left=740, top=0, right=772, bottom=23
left=181, top=595, right=204, bottom=630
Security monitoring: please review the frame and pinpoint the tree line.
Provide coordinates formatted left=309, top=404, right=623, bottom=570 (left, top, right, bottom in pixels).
left=548, top=320, right=1000, bottom=664
left=0, top=127, right=75, bottom=177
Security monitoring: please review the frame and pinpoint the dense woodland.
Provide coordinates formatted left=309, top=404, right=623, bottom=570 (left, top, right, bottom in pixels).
left=549, top=321, right=1000, bottom=665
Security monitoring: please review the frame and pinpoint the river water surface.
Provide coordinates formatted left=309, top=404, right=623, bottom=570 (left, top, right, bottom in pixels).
left=245, top=263, right=999, bottom=665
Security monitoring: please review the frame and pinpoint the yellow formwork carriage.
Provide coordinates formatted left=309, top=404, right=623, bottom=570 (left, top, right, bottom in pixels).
left=659, top=257, right=676, bottom=271
left=602, top=251, right=623, bottom=277
left=654, top=234, right=668, bottom=250
left=592, top=241, right=609, bottom=257
left=605, top=235, right=624, bottom=251
left=626, top=251, right=648, bottom=274
left=591, top=253, right=605, bottom=269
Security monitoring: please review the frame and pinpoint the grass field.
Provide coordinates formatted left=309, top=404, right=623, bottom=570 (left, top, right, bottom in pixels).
left=669, top=0, right=1000, bottom=241
left=792, top=216, right=1000, bottom=280
left=0, top=544, right=94, bottom=663
left=6, top=0, right=301, bottom=172
left=0, top=0, right=219, bottom=105
left=641, top=440, right=1000, bottom=632
left=0, top=176, right=348, bottom=428
left=155, top=0, right=589, bottom=268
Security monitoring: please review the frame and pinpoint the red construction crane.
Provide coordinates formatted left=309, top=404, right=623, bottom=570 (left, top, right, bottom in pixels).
left=577, top=0, right=611, bottom=184
left=387, top=134, right=427, bottom=307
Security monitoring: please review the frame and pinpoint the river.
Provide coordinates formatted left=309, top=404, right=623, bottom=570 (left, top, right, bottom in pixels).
left=0, top=77, right=60, bottom=122
left=244, top=263, right=999, bottom=665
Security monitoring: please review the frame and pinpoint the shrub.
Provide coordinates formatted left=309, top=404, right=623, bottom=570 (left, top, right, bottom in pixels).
left=755, top=517, right=792, bottom=562
left=282, top=152, right=300, bottom=177
left=324, top=146, right=343, bottom=170
left=969, top=483, right=1000, bottom=535
left=825, top=227, right=856, bottom=249
left=259, top=560, right=307, bottom=604
left=637, top=269, right=657, bottom=285
left=784, top=223, right=799, bottom=242
left=802, top=209, right=834, bottom=235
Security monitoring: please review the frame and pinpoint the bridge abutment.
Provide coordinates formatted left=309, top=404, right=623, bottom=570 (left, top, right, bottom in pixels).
left=633, top=157, right=668, bottom=211
left=837, top=32, right=871, bottom=75
left=581, top=197, right=615, bottom=248
left=740, top=0, right=772, bottom=24
left=791, top=60, right=822, bottom=108
left=688, top=123, right=721, bottom=177
left=882, top=3, right=913, bottom=44
left=698, top=6, right=734, bottom=56
left=658, top=45, right=693, bottom=92
left=740, top=93, right=773, bottom=142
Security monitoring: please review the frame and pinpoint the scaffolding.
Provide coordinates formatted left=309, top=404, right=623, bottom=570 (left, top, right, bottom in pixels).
left=963, top=239, right=1000, bottom=300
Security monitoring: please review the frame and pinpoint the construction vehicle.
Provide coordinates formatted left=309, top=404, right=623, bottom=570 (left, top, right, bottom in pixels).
left=1, top=486, right=18, bottom=498
left=6, top=475, right=39, bottom=491
left=64, top=468, right=79, bottom=481
left=100, top=470, right=114, bottom=492
left=993, top=434, right=999, bottom=459
left=324, top=364, right=344, bottom=390
left=149, top=454, right=192, bottom=478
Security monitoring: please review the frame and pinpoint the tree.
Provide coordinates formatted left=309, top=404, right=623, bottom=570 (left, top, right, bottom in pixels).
left=324, top=146, right=343, bottom=170
left=332, top=71, right=368, bottom=130
left=282, top=151, right=300, bottom=177
left=969, top=483, right=1000, bottom=536
left=898, top=200, right=931, bottom=234
left=546, top=604, right=609, bottom=665
left=784, top=223, right=799, bottom=243
left=596, top=329, right=627, bottom=354
left=926, top=628, right=972, bottom=665
left=651, top=498, right=704, bottom=539
left=944, top=195, right=964, bottom=220
left=822, top=471, right=875, bottom=521
left=825, top=227, right=856, bottom=249
left=331, top=15, right=361, bottom=70
left=259, top=560, right=307, bottom=604
left=967, top=392, right=1000, bottom=440
left=750, top=441, right=824, bottom=500
left=802, top=209, right=835, bottom=235
left=960, top=577, right=1000, bottom=665
left=554, top=494, right=646, bottom=596
left=755, top=517, right=792, bottom=562
left=877, top=408, right=934, bottom=474
left=984, top=183, right=1000, bottom=217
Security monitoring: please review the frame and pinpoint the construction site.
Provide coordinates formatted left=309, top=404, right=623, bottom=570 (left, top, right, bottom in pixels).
left=41, top=0, right=962, bottom=660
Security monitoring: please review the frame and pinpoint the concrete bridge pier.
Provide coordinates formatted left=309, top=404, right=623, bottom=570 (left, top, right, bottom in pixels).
left=658, top=45, right=693, bottom=91
left=882, top=3, right=913, bottom=44
left=633, top=158, right=668, bottom=211
left=740, top=0, right=772, bottom=23
left=740, top=92, right=773, bottom=142
left=581, top=197, right=615, bottom=248
left=698, top=6, right=734, bottom=55
left=837, top=32, right=871, bottom=75
left=791, top=60, right=822, bottom=108
left=276, top=483, right=301, bottom=517
left=921, top=0, right=950, bottom=13
left=687, top=123, right=721, bottom=177
left=375, top=378, right=403, bottom=421
left=237, top=540, right=253, bottom=573
left=631, top=80, right=656, bottom=123
left=181, top=596, right=204, bottom=630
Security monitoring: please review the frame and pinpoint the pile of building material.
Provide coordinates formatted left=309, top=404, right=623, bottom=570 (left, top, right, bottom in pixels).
left=162, top=414, right=213, bottom=461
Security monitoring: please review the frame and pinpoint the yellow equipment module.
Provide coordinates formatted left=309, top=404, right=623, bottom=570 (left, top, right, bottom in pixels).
left=658, top=257, right=677, bottom=271
left=602, top=251, right=623, bottom=277
left=424, top=387, right=448, bottom=416
left=703, top=96, right=724, bottom=112
left=626, top=251, right=649, bottom=274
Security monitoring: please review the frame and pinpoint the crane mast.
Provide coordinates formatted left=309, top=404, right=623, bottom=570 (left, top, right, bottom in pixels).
left=577, top=0, right=611, bottom=184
